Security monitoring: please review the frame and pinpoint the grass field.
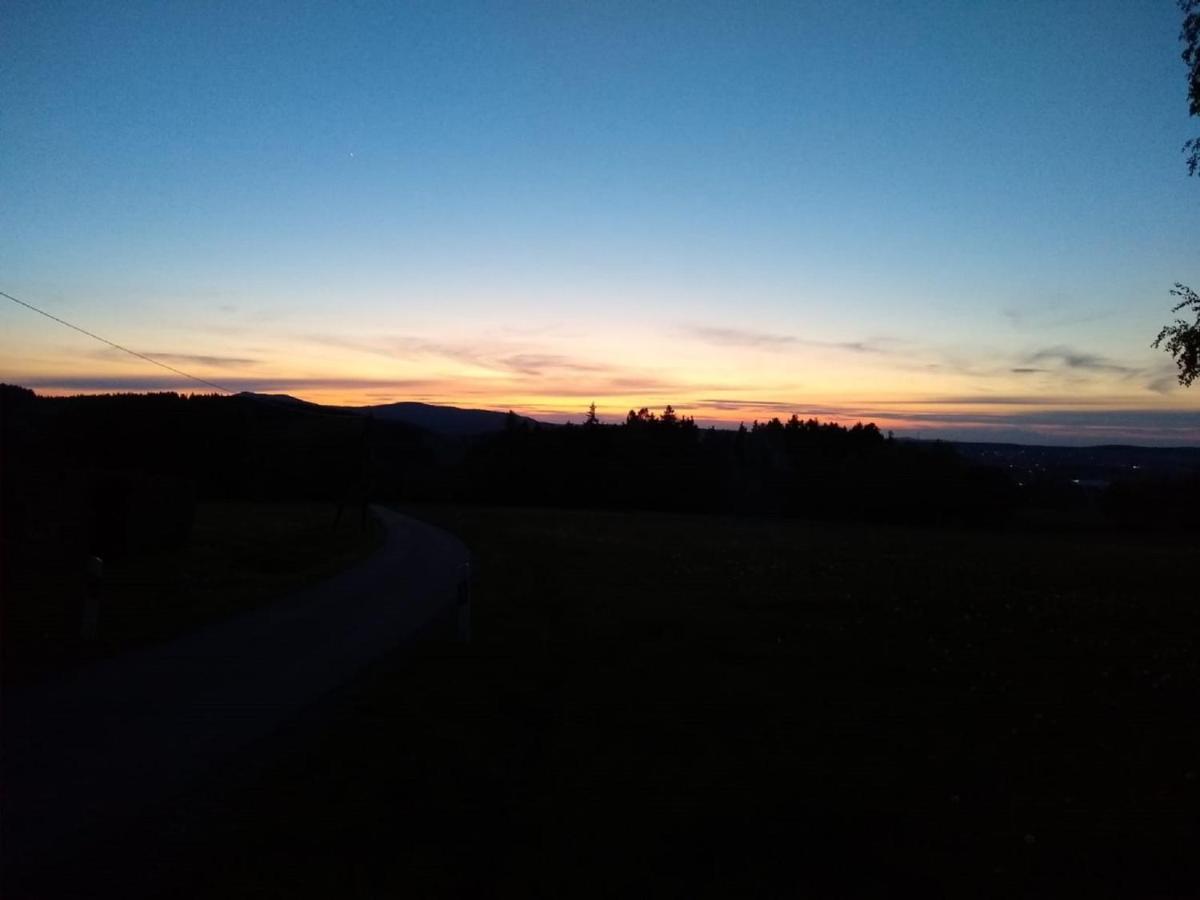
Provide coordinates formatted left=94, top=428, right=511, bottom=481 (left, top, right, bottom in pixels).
left=5, top=500, right=382, bottom=683
left=28, top=504, right=1200, bottom=897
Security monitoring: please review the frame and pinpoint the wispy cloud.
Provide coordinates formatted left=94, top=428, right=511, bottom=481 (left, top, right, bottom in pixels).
left=19, top=375, right=448, bottom=394
left=1146, top=375, right=1176, bottom=394
left=1001, top=304, right=1122, bottom=331
left=686, top=327, right=799, bottom=349
left=697, top=398, right=822, bottom=412
left=1144, top=362, right=1182, bottom=395
left=493, top=354, right=607, bottom=376
left=869, top=395, right=1138, bottom=407
left=149, top=351, right=259, bottom=368
left=919, top=343, right=1153, bottom=386
left=16, top=370, right=765, bottom=405
left=834, top=341, right=891, bottom=354
left=1025, top=345, right=1139, bottom=376
left=306, top=333, right=610, bottom=378
left=94, top=348, right=260, bottom=368
left=685, top=325, right=895, bottom=355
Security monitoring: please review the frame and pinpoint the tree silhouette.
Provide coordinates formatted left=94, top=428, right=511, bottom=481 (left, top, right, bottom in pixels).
left=627, top=407, right=657, bottom=426
left=1183, top=0, right=1199, bottom=175
left=1157, top=2, right=1199, bottom=386
left=1153, top=284, right=1200, bottom=386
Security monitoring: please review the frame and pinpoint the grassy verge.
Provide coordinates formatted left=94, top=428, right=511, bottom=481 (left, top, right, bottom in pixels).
left=35, top=504, right=1200, bottom=897
left=5, top=501, right=383, bottom=683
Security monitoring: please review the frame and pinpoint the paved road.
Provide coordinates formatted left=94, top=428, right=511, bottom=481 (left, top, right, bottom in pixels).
left=2, top=506, right=470, bottom=865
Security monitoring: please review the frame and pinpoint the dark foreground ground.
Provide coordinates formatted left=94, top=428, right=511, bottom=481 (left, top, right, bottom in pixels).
left=5, top=501, right=382, bottom=685
left=11, top=505, right=1199, bottom=898
left=2, top=508, right=465, bottom=870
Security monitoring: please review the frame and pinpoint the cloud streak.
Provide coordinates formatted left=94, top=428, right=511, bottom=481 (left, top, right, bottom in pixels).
left=93, top=348, right=260, bottom=368
left=685, top=326, right=895, bottom=355
left=147, top=351, right=260, bottom=368
left=17, top=375, right=449, bottom=394
left=306, top=333, right=612, bottom=378
left=1001, top=303, right=1123, bottom=332
left=686, top=327, right=799, bottom=349
left=1025, top=345, right=1138, bottom=376
left=494, top=354, right=607, bottom=376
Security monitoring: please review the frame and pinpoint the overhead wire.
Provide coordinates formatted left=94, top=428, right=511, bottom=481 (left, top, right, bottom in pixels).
left=0, top=288, right=363, bottom=419
left=2, top=289, right=241, bottom=395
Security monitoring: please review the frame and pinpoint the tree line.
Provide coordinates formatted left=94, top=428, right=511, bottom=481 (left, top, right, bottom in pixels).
left=457, top=403, right=1012, bottom=525
left=5, top=387, right=1194, bottom=579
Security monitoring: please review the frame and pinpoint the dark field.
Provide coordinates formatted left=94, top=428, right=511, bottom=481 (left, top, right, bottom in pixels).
left=4, top=501, right=382, bottom=683
left=28, top=504, right=1200, bottom=898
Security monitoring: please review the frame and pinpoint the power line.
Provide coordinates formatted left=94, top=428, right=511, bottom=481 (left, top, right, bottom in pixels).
left=2, top=288, right=366, bottom=422
left=2, top=289, right=235, bottom=395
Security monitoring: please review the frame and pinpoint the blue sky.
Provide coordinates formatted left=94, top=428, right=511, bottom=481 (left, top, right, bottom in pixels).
left=2, top=1, right=1198, bottom=443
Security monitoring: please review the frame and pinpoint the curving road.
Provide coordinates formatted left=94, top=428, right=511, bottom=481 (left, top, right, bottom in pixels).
left=2, top=506, right=469, bottom=866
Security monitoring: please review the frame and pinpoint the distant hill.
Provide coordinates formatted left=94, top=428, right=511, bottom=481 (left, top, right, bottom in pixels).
left=237, top=391, right=309, bottom=406
left=238, top=393, right=541, bottom=435
left=358, top=401, right=540, bottom=436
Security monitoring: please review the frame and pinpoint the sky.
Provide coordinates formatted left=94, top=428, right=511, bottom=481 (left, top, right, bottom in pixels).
left=2, top=0, right=1198, bottom=445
